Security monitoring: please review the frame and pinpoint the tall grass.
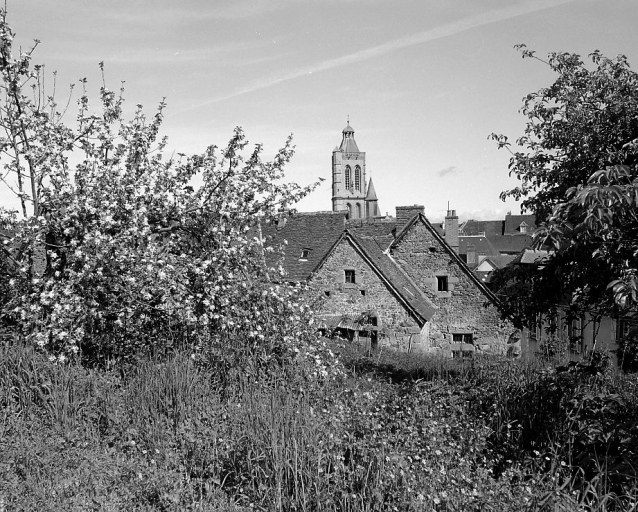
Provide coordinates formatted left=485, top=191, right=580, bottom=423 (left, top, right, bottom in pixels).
left=2, top=335, right=638, bottom=510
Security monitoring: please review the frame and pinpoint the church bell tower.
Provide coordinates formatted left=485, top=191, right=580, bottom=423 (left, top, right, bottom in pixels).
left=332, top=122, right=368, bottom=219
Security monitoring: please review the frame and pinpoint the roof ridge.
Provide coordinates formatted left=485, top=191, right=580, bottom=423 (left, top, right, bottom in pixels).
left=346, top=230, right=436, bottom=323
left=391, top=213, right=501, bottom=305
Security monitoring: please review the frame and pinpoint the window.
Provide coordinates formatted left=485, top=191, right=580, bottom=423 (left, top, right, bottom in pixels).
left=437, top=275, right=448, bottom=292
left=345, top=166, right=351, bottom=190
left=519, top=221, right=528, bottom=234
left=345, top=269, right=356, bottom=284
left=324, top=290, right=331, bottom=297
left=355, top=166, right=361, bottom=191
left=617, top=317, right=638, bottom=342
left=453, top=333, right=473, bottom=344
left=346, top=203, right=352, bottom=218
left=528, top=315, right=538, bottom=341
left=299, top=248, right=310, bottom=260
left=355, top=203, right=361, bottom=219
left=452, top=333, right=474, bottom=358
left=360, top=289, right=366, bottom=296
left=568, top=316, right=584, bottom=353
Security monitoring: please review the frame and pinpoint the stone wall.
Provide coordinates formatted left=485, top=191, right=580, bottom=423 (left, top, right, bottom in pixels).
left=391, top=221, right=515, bottom=355
left=310, top=237, right=422, bottom=350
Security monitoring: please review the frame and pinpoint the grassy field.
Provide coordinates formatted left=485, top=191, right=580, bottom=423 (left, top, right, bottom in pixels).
left=1, top=336, right=637, bottom=511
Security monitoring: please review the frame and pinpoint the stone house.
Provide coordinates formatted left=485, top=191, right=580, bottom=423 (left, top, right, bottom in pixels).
left=383, top=208, right=515, bottom=355
left=262, top=121, right=518, bottom=356
left=263, top=206, right=517, bottom=357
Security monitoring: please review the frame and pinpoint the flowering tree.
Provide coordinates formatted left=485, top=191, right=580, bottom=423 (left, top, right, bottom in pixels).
left=0, top=11, right=321, bottom=369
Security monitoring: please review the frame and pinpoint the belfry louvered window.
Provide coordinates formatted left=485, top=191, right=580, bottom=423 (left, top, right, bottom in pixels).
left=345, top=166, right=351, bottom=189
left=355, top=166, right=361, bottom=191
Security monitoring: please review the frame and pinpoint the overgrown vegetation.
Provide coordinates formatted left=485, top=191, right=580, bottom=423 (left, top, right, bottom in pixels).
left=1, top=337, right=637, bottom=510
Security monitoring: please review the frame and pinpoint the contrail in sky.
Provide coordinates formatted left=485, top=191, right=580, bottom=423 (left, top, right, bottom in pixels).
left=172, top=0, right=577, bottom=114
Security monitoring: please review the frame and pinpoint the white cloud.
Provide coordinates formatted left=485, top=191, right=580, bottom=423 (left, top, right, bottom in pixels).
left=437, top=165, right=458, bottom=178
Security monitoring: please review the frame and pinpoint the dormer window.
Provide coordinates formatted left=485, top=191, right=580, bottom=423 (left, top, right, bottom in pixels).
left=300, top=248, right=310, bottom=260
left=519, top=221, right=528, bottom=234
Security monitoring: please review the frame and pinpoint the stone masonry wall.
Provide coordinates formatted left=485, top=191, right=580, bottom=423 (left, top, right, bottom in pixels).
left=391, top=221, right=515, bottom=355
left=310, top=238, right=421, bottom=350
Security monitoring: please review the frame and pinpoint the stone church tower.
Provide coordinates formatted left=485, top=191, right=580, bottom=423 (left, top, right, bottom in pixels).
left=331, top=122, right=380, bottom=219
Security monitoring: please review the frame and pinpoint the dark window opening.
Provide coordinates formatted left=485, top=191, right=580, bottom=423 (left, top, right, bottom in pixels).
left=453, top=333, right=473, bottom=344
left=429, top=247, right=437, bottom=253
left=568, top=316, right=584, bottom=354
left=360, top=289, right=366, bottom=296
left=452, top=333, right=474, bottom=358
left=437, top=275, right=448, bottom=292
left=528, top=315, right=538, bottom=341
left=324, top=290, right=331, bottom=297
left=345, top=269, right=356, bottom=284
left=617, top=318, right=638, bottom=341
left=300, top=248, right=310, bottom=260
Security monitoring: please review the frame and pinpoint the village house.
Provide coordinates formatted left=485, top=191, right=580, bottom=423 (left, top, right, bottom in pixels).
left=458, top=213, right=536, bottom=283
left=511, top=249, right=637, bottom=366
left=262, top=122, right=518, bottom=357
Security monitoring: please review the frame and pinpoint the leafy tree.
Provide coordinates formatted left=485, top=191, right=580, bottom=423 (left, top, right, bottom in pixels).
left=491, top=47, right=638, bottom=319
left=0, top=10, right=325, bottom=373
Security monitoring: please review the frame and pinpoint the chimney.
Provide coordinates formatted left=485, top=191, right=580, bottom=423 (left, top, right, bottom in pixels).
left=396, top=205, right=424, bottom=230
left=466, top=244, right=476, bottom=267
left=444, top=209, right=459, bottom=253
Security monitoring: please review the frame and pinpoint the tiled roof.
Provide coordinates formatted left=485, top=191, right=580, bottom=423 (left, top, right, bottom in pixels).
left=459, top=219, right=504, bottom=236
left=481, top=254, right=517, bottom=269
left=347, top=230, right=437, bottom=324
left=458, top=236, right=499, bottom=257
left=487, top=234, right=534, bottom=254
left=340, top=137, right=360, bottom=153
left=346, top=217, right=396, bottom=246
left=260, top=211, right=347, bottom=281
left=504, top=214, right=536, bottom=235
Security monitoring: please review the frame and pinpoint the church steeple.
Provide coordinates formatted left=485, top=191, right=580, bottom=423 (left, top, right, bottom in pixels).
left=340, top=123, right=359, bottom=152
left=365, top=178, right=380, bottom=218
left=332, top=120, right=367, bottom=219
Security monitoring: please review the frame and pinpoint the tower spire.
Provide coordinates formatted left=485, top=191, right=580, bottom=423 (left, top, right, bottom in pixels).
left=332, top=120, right=366, bottom=219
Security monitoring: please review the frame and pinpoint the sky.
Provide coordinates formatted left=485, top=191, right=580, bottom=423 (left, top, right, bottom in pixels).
left=3, top=0, right=638, bottom=222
